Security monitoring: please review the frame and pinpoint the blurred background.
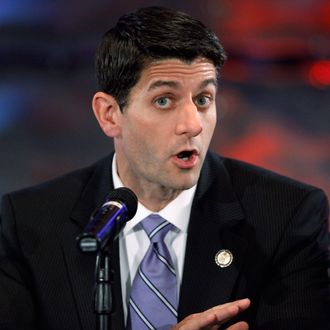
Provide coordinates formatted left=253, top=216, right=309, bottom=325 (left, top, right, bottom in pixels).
left=0, top=0, right=329, bottom=200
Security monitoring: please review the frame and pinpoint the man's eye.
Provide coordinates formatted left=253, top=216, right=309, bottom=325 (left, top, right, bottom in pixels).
left=155, top=97, right=170, bottom=108
left=195, top=96, right=211, bottom=107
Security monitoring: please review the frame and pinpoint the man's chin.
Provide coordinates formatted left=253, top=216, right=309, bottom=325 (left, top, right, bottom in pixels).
left=167, top=176, right=199, bottom=191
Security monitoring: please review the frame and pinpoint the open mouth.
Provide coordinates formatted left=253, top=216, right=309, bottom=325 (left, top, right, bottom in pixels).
left=173, top=149, right=199, bottom=169
left=176, top=150, right=196, bottom=161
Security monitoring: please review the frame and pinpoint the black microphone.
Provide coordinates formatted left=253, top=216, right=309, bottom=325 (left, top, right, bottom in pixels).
left=77, top=187, right=138, bottom=252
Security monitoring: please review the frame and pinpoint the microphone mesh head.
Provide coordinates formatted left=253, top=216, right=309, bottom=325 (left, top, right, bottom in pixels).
left=106, top=187, right=138, bottom=220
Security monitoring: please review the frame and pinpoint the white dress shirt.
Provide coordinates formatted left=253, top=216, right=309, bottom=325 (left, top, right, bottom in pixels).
left=112, top=154, right=196, bottom=322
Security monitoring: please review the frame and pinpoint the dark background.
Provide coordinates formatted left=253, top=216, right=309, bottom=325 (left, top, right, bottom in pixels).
left=0, top=0, right=329, bottom=201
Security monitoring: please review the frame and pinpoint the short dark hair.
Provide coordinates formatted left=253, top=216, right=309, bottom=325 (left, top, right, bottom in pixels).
left=95, top=6, right=227, bottom=110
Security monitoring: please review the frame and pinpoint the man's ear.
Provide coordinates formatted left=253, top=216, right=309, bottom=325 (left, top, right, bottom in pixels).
left=92, top=92, right=122, bottom=138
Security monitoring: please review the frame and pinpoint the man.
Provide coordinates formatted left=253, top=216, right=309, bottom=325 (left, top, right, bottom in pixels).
left=0, top=6, right=329, bottom=330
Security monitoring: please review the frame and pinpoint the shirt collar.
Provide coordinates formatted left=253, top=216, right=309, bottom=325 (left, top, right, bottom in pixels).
left=112, top=153, right=195, bottom=234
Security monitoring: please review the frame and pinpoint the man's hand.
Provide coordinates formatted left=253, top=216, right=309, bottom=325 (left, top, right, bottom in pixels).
left=172, top=298, right=250, bottom=330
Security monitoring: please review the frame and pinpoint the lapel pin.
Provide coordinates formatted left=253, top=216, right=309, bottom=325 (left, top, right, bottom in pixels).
left=215, top=249, right=233, bottom=268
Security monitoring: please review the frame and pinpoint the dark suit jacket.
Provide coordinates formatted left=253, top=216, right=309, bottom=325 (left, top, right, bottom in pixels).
left=0, top=151, right=329, bottom=330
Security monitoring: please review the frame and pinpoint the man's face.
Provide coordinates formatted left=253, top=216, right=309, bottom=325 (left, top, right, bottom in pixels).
left=115, top=57, right=217, bottom=196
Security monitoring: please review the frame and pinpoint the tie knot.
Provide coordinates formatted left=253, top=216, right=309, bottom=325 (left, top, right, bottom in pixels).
left=140, top=214, right=172, bottom=243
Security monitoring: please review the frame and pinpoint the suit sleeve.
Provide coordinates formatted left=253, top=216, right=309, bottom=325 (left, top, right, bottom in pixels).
left=254, top=189, right=330, bottom=330
left=0, top=194, right=37, bottom=330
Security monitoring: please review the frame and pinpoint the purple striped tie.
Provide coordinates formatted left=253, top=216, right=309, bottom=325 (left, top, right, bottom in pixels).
left=127, top=214, right=178, bottom=330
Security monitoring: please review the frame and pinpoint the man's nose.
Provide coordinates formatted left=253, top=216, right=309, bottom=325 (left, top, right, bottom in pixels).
left=175, top=101, right=203, bottom=137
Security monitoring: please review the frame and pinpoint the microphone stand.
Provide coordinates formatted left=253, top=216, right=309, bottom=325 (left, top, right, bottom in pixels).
left=77, top=187, right=138, bottom=330
left=94, top=247, right=113, bottom=330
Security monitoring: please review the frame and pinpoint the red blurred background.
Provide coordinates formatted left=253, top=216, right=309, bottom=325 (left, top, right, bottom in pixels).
left=0, top=0, right=329, bottom=204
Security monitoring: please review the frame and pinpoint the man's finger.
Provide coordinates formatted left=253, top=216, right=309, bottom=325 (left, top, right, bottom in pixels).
left=173, top=298, right=250, bottom=330
left=227, top=321, right=249, bottom=330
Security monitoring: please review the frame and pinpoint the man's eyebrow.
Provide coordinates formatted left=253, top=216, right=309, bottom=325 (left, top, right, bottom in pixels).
left=147, top=78, right=217, bottom=91
left=199, top=78, right=218, bottom=89
left=148, top=80, right=179, bottom=91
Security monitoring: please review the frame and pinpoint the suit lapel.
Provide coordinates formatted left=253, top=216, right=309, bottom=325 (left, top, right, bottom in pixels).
left=178, top=152, right=248, bottom=319
left=59, top=154, right=125, bottom=330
